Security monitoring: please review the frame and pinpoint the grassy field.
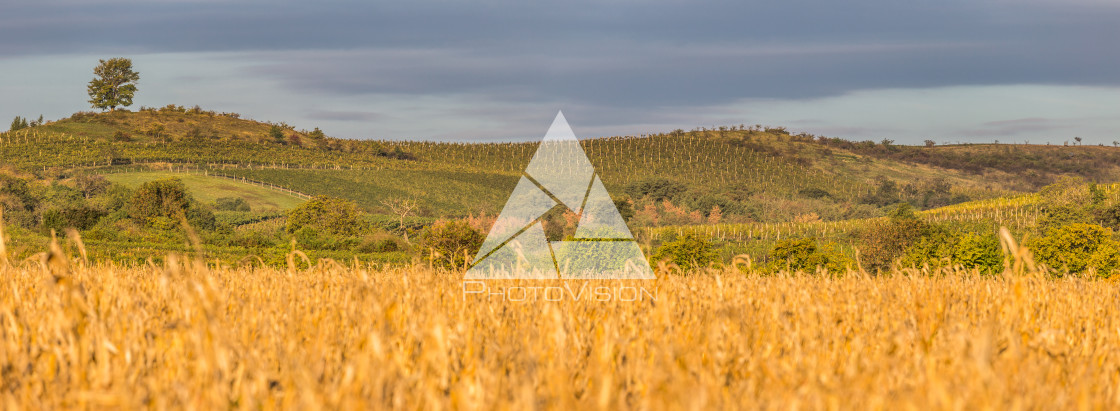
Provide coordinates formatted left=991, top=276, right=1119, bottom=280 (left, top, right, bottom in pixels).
left=103, top=171, right=306, bottom=211
left=1, top=254, right=1118, bottom=408
left=215, top=168, right=518, bottom=215
left=0, top=109, right=1061, bottom=218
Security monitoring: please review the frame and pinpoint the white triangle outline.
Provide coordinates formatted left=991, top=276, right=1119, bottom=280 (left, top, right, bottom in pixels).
left=574, top=175, right=634, bottom=239
left=522, top=111, right=595, bottom=211
left=471, top=176, right=558, bottom=262
left=466, top=220, right=558, bottom=279
left=468, top=111, right=653, bottom=279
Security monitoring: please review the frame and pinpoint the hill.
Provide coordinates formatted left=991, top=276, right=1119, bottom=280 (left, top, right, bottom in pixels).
left=3, top=108, right=1120, bottom=267
left=103, top=171, right=307, bottom=211
left=2, top=108, right=1085, bottom=217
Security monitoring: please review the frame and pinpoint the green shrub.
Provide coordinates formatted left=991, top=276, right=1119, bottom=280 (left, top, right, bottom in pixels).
left=859, top=178, right=901, bottom=207
left=798, top=187, right=831, bottom=199
left=624, top=178, right=687, bottom=201
left=286, top=196, right=365, bottom=236
left=421, top=220, right=484, bottom=270
left=1029, top=223, right=1120, bottom=277
left=268, top=125, right=285, bottom=144
left=127, top=178, right=214, bottom=230
left=951, top=233, right=1003, bottom=275
left=74, top=174, right=110, bottom=198
left=128, top=179, right=191, bottom=223
left=215, top=197, right=251, bottom=212
left=41, top=206, right=106, bottom=232
left=767, top=237, right=851, bottom=274
left=186, top=205, right=217, bottom=231
left=1037, top=205, right=1090, bottom=234
left=291, top=226, right=360, bottom=251
left=357, top=234, right=401, bottom=253
left=230, top=229, right=278, bottom=249
left=652, top=231, right=717, bottom=270
left=859, top=204, right=927, bottom=272
left=1093, top=203, right=1120, bottom=230
left=898, top=224, right=956, bottom=269
left=9, top=116, right=28, bottom=132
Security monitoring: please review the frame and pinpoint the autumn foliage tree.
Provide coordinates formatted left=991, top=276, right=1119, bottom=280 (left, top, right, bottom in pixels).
left=87, top=58, right=140, bottom=111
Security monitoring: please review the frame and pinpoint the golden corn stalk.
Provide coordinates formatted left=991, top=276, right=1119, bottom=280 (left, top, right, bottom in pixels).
left=0, top=242, right=1118, bottom=409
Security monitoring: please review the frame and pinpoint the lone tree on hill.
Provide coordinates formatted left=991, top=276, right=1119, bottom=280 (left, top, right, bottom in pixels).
left=87, top=58, right=140, bottom=111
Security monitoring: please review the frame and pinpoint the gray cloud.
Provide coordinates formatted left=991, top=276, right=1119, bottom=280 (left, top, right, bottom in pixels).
left=963, top=117, right=1060, bottom=137
left=307, top=109, right=381, bottom=122
left=1, top=0, right=1118, bottom=142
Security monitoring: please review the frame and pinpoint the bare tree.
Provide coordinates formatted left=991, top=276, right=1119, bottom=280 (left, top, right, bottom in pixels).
left=381, top=198, right=419, bottom=243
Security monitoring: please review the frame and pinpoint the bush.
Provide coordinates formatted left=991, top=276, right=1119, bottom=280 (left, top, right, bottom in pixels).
left=1037, top=205, right=1090, bottom=234
left=798, top=187, right=831, bottom=199
left=286, top=196, right=365, bottom=236
left=652, top=232, right=717, bottom=270
left=229, top=229, right=278, bottom=249
left=9, top=116, right=28, bottom=132
left=268, top=125, right=285, bottom=144
left=1029, top=223, right=1120, bottom=277
left=951, top=233, right=1003, bottom=275
left=624, top=178, right=687, bottom=201
left=898, top=224, right=956, bottom=269
left=689, top=194, right=741, bottom=216
left=357, top=233, right=402, bottom=253
left=215, top=197, right=251, bottom=212
left=767, top=237, right=850, bottom=274
left=74, top=174, right=110, bottom=198
left=291, top=226, right=362, bottom=251
left=127, top=178, right=214, bottom=230
left=186, top=205, right=217, bottom=231
left=1094, top=203, right=1120, bottom=230
left=41, top=206, right=107, bottom=232
left=859, top=204, right=927, bottom=272
left=421, top=220, right=484, bottom=270
left=859, top=178, right=901, bottom=207
left=128, top=179, right=191, bottom=224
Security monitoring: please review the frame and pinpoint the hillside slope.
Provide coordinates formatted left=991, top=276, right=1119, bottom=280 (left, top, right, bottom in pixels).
left=3, top=108, right=1117, bottom=221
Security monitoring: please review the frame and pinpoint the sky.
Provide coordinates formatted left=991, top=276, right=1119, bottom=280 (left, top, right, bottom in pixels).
left=1, top=0, right=1118, bottom=144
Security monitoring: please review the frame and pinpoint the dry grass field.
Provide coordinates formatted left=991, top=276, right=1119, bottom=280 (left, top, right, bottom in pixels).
left=2, top=235, right=1120, bottom=410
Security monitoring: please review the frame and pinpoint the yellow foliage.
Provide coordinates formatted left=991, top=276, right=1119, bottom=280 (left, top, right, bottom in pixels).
left=0, top=253, right=1118, bottom=408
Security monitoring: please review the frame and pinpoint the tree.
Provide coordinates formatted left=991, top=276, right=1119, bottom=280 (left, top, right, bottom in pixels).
left=268, top=125, right=285, bottom=144
left=767, top=237, right=851, bottom=274
left=286, top=196, right=365, bottom=236
left=9, top=116, right=28, bottom=132
left=214, top=197, right=251, bottom=212
left=652, top=232, right=718, bottom=271
left=1075, top=137, right=1083, bottom=145
left=421, top=220, right=484, bottom=270
left=74, top=174, right=110, bottom=199
left=859, top=203, right=928, bottom=272
left=1029, top=223, right=1120, bottom=277
left=308, top=127, right=326, bottom=141
left=381, top=197, right=419, bottom=243
left=87, top=58, right=140, bottom=111
left=126, top=178, right=214, bottom=230
left=924, top=139, right=936, bottom=148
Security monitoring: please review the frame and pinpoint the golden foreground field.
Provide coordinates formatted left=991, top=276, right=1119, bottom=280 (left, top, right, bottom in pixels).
left=2, top=250, right=1120, bottom=410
